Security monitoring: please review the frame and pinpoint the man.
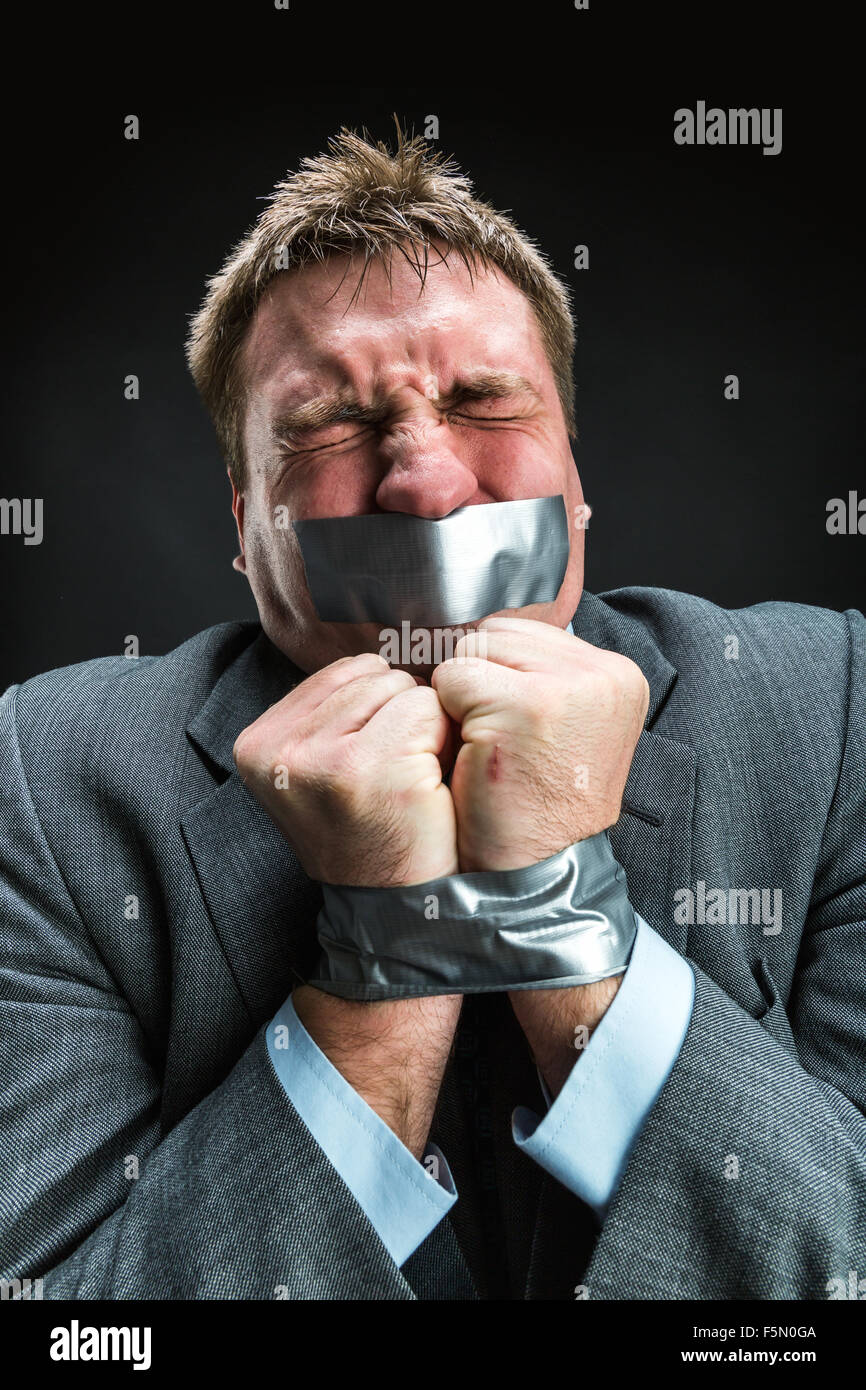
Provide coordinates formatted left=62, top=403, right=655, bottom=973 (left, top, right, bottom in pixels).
left=1, top=127, right=864, bottom=1301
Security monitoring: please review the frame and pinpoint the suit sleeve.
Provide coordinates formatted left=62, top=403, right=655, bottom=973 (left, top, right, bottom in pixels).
left=582, top=608, right=866, bottom=1299
left=0, top=683, right=413, bottom=1300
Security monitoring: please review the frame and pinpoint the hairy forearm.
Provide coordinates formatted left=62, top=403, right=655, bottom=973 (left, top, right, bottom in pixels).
left=291, top=985, right=462, bottom=1159
left=509, top=975, right=623, bottom=1098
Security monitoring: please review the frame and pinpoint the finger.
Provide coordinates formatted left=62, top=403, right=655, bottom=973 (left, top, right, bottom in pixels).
left=431, top=655, right=521, bottom=723
left=300, top=666, right=419, bottom=737
left=263, top=652, right=392, bottom=726
left=451, top=626, right=599, bottom=676
left=360, top=684, right=453, bottom=761
left=478, top=616, right=577, bottom=642
left=478, top=615, right=605, bottom=660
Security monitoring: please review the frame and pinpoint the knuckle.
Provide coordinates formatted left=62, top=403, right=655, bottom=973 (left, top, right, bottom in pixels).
left=452, top=631, right=487, bottom=660
left=353, top=652, right=390, bottom=673
left=619, top=654, right=648, bottom=690
left=337, top=651, right=386, bottom=668
left=409, top=683, right=443, bottom=714
left=384, top=667, right=418, bottom=693
left=431, top=656, right=456, bottom=681
left=232, top=728, right=257, bottom=770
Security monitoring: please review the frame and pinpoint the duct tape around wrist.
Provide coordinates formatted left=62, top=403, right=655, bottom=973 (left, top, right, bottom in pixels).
left=306, top=831, right=638, bottom=1000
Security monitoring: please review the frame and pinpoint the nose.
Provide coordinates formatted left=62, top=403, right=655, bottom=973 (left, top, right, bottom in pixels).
left=374, top=392, right=479, bottom=518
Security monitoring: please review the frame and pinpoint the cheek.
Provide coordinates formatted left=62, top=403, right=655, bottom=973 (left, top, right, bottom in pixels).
left=242, top=500, right=299, bottom=582
left=564, top=467, right=584, bottom=511
left=274, top=458, right=379, bottom=518
left=469, top=432, right=572, bottom=500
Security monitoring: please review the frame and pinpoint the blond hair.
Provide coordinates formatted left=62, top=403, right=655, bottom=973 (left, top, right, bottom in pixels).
left=186, top=123, right=576, bottom=487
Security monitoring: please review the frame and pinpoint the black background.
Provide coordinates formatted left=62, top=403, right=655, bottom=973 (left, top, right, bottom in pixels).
left=2, top=5, right=863, bottom=690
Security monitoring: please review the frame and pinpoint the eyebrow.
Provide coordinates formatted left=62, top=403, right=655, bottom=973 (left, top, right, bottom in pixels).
left=268, top=370, right=541, bottom=447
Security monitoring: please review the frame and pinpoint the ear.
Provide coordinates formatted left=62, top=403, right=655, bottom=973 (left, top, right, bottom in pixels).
left=229, top=471, right=247, bottom=574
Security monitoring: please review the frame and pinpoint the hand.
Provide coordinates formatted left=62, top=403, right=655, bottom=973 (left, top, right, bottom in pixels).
left=233, top=652, right=458, bottom=887
left=431, top=615, right=649, bottom=872
left=432, top=615, right=646, bottom=1093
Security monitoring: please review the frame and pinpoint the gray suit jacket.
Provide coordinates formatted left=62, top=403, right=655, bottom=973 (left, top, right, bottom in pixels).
left=1, top=587, right=864, bottom=1299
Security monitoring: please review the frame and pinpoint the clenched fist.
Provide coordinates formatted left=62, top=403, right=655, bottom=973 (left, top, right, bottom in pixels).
left=233, top=652, right=458, bottom=887
left=432, top=616, right=650, bottom=873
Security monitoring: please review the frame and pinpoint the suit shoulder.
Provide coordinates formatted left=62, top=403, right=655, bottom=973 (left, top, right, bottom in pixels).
left=6, top=621, right=260, bottom=765
left=599, top=585, right=861, bottom=780
left=601, top=583, right=856, bottom=690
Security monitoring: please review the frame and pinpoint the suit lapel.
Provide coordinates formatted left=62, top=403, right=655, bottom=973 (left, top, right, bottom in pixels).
left=610, top=730, right=696, bottom=956
left=180, top=776, right=324, bottom=1025
left=180, top=632, right=324, bottom=1030
left=572, top=590, right=696, bottom=955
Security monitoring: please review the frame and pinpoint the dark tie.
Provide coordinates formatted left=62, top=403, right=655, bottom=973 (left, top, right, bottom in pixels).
left=402, top=992, right=599, bottom=1299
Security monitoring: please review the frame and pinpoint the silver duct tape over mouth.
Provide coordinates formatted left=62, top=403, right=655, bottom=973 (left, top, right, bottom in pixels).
left=292, top=494, right=570, bottom=626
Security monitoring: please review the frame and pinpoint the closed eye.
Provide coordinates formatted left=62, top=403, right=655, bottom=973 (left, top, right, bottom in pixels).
left=448, top=409, right=526, bottom=424
left=279, top=425, right=374, bottom=456
left=445, top=385, right=536, bottom=421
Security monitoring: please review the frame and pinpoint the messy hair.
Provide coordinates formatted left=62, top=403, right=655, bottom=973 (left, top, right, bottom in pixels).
left=185, top=122, right=577, bottom=487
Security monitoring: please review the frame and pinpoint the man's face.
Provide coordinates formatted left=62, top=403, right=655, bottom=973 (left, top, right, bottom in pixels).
left=234, top=245, right=586, bottom=675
